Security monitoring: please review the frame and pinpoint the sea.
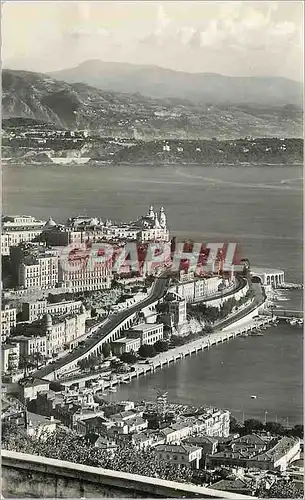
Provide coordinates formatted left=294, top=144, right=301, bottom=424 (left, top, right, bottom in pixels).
left=2, top=163, right=303, bottom=425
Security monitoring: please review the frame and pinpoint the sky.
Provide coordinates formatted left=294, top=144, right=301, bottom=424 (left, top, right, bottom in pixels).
left=2, top=1, right=304, bottom=81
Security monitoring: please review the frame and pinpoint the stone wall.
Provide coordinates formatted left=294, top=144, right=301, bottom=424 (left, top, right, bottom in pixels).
left=2, top=450, right=255, bottom=499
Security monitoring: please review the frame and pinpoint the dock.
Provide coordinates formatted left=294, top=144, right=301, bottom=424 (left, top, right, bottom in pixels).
left=74, top=316, right=276, bottom=393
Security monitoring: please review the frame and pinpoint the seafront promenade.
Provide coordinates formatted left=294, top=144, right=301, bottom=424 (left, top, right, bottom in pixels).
left=96, top=306, right=275, bottom=394
left=58, top=280, right=269, bottom=389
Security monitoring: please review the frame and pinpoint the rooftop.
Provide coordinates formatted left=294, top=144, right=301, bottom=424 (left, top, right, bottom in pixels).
left=154, top=444, right=201, bottom=454
left=250, top=267, right=284, bottom=275
left=130, top=323, right=162, bottom=333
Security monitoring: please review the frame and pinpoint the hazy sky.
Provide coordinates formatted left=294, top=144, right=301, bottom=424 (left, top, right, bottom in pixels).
left=2, top=1, right=303, bottom=80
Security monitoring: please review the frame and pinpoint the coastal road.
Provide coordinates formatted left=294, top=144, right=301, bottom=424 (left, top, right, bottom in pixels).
left=32, top=274, right=170, bottom=380
left=214, top=282, right=264, bottom=331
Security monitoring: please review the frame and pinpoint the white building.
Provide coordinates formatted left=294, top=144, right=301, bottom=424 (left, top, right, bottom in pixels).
left=155, top=444, right=202, bottom=469
left=13, top=308, right=88, bottom=358
left=13, top=334, right=48, bottom=359
left=1, top=305, right=17, bottom=342
left=1, top=215, right=46, bottom=256
left=21, top=299, right=84, bottom=322
left=170, top=276, right=224, bottom=303
left=128, top=323, right=164, bottom=345
left=58, top=262, right=112, bottom=292
left=43, top=205, right=169, bottom=245
left=111, top=336, right=141, bottom=356
left=138, top=206, right=169, bottom=243
left=199, top=408, right=230, bottom=437
left=1, top=343, right=20, bottom=373
left=169, top=299, right=187, bottom=326
left=12, top=244, right=59, bottom=289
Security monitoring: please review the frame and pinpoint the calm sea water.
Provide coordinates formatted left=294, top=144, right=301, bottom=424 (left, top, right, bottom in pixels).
left=2, top=164, right=303, bottom=424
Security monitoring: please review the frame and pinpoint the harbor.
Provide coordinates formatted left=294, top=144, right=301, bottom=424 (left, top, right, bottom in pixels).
left=98, top=320, right=303, bottom=426
left=66, top=314, right=278, bottom=394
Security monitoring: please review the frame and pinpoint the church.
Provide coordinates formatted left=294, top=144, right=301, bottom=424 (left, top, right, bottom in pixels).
left=135, top=205, right=170, bottom=243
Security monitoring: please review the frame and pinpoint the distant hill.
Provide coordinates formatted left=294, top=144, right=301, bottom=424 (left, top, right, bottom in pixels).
left=49, top=60, right=303, bottom=107
left=2, top=69, right=303, bottom=139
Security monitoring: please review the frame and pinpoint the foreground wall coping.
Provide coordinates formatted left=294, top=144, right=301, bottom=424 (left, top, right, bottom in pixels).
left=2, top=449, right=256, bottom=499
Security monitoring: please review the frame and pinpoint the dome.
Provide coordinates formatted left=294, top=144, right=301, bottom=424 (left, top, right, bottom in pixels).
left=44, top=217, right=57, bottom=230
left=44, top=313, right=52, bottom=328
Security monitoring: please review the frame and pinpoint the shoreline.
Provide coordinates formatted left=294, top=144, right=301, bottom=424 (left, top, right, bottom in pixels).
left=100, top=307, right=275, bottom=394
left=3, top=162, right=303, bottom=168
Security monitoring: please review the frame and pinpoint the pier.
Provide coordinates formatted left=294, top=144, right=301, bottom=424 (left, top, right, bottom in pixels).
left=62, top=316, right=276, bottom=392
left=266, top=309, right=303, bottom=320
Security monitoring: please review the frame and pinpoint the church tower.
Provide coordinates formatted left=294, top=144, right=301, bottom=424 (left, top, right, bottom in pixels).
left=159, top=207, right=167, bottom=229
left=148, top=205, right=155, bottom=219
left=154, top=213, right=161, bottom=229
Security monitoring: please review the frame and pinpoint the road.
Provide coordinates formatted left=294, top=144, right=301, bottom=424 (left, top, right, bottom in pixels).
left=33, top=274, right=170, bottom=379
left=214, top=282, right=264, bottom=331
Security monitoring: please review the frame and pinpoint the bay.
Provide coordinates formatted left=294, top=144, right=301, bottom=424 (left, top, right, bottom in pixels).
left=2, top=164, right=303, bottom=424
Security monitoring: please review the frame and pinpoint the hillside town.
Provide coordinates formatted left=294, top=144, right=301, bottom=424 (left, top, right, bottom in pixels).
left=1, top=205, right=303, bottom=498
left=2, top=118, right=303, bottom=166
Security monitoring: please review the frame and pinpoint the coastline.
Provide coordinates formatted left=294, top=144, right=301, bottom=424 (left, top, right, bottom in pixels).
left=3, top=162, right=303, bottom=168
left=100, top=305, right=274, bottom=394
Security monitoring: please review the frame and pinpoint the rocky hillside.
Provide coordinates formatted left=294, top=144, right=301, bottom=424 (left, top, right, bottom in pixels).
left=2, top=69, right=303, bottom=139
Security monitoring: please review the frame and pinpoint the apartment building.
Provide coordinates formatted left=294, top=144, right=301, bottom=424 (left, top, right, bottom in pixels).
left=127, top=323, right=164, bottom=345
left=111, top=336, right=141, bottom=356
left=22, top=299, right=84, bottom=322
left=13, top=309, right=88, bottom=357
left=154, top=444, right=202, bottom=469
left=1, top=215, right=46, bottom=256
left=1, top=343, right=20, bottom=373
left=1, top=305, right=17, bottom=342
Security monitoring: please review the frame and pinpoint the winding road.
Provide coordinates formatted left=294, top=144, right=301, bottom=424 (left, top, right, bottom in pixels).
left=33, top=275, right=170, bottom=379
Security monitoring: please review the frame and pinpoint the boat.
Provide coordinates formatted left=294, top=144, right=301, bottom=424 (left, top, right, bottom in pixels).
left=251, top=395, right=257, bottom=399
left=289, top=318, right=298, bottom=326
left=108, top=388, right=117, bottom=392
left=122, top=380, right=130, bottom=384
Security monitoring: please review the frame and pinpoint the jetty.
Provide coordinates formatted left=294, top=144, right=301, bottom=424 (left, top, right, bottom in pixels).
left=61, top=316, right=276, bottom=391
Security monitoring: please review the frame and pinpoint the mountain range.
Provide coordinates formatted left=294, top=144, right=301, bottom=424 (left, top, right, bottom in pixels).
left=49, top=60, right=303, bottom=107
left=2, top=68, right=303, bottom=139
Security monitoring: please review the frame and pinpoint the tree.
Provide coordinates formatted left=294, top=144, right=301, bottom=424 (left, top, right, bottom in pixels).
left=1, top=425, right=193, bottom=484
left=259, top=480, right=302, bottom=498
left=170, top=336, right=185, bottom=347
left=230, top=416, right=243, bottom=433
left=88, top=355, right=99, bottom=369
left=120, top=352, right=137, bottom=364
left=30, top=352, right=44, bottom=369
left=102, top=343, right=112, bottom=359
left=154, top=340, right=169, bottom=353
left=243, top=419, right=264, bottom=434
left=290, top=424, right=303, bottom=439
left=156, top=303, right=168, bottom=314
left=138, top=344, right=156, bottom=358
left=264, top=421, right=284, bottom=436
left=78, top=359, right=90, bottom=372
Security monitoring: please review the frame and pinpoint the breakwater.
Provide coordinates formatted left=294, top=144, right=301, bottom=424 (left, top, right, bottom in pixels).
left=96, top=316, right=276, bottom=393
